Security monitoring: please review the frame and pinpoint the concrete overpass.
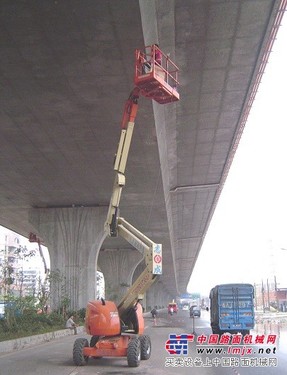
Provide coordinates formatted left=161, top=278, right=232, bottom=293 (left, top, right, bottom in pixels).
left=0, top=0, right=286, bottom=309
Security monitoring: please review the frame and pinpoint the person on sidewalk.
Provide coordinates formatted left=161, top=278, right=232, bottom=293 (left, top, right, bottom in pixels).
left=66, top=315, right=77, bottom=335
left=151, top=307, right=158, bottom=326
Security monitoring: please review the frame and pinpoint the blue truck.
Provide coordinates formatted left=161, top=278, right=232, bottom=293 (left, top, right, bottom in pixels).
left=209, top=283, right=255, bottom=335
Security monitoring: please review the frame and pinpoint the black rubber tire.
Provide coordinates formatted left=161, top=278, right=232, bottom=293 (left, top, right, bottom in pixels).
left=139, top=335, right=151, bottom=360
left=90, top=335, right=100, bottom=347
left=127, top=338, right=141, bottom=367
left=73, top=338, right=89, bottom=366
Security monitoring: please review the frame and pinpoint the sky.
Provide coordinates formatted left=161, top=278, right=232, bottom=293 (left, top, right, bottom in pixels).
left=188, top=13, right=287, bottom=296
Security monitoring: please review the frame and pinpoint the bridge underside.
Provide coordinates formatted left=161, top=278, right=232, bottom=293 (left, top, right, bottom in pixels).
left=0, top=0, right=285, bottom=302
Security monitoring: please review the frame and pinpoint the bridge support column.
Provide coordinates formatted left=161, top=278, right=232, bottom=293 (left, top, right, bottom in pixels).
left=29, top=207, right=107, bottom=310
left=98, top=249, right=143, bottom=304
left=146, top=281, right=161, bottom=309
left=146, top=282, right=172, bottom=311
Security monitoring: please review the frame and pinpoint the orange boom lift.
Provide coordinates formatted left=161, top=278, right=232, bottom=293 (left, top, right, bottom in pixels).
left=73, top=45, right=179, bottom=368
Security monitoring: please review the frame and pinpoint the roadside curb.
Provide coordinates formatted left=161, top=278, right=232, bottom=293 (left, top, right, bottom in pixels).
left=0, top=326, right=85, bottom=354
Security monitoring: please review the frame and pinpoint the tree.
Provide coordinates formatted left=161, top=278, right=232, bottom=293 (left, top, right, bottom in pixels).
left=48, top=269, right=71, bottom=317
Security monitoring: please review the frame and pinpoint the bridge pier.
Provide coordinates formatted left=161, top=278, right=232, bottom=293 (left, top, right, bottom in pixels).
left=145, top=280, right=171, bottom=311
left=98, top=248, right=143, bottom=304
left=29, top=207, right=107, bottom=310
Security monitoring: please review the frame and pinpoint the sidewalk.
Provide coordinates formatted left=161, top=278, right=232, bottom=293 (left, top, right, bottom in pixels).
left=0, top=326, right=85, bottom=354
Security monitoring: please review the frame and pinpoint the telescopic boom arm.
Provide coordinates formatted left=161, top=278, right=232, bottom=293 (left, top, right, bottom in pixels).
left=104, top=44, right=179, bottom=314
left=104, top=87, right=162, bottom=314
left=105, top=88, right=140, bottom=237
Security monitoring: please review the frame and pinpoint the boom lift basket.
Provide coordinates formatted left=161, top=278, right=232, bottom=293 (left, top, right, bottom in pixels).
left=135, top=45, right=179, bottom=104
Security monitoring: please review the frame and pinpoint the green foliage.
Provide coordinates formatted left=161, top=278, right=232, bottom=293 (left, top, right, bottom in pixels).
left=1, top=249, right=84, bottom=342
left=48, top=269, right=72, bottom=313
left=3, top=264, right=14, bottom=285
left=77, top=308, right=86, bottom=320
left=46, top=311, right=66, bottom=326
left=0, top=308, right=85, bottom=342
left=0, top=291, right=86, bottom=341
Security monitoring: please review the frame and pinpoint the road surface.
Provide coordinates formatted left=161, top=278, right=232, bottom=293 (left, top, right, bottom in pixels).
left=0, top=309, right=286, bottom=375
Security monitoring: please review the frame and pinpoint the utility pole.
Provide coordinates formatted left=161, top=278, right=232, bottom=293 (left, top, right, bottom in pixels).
left=267, top=278, right=270, bottom=310
left=261, top=280, right=265, bottom=312
left=254, top=283, right=258, bottom=310
left=274, top=275, right=279, bottom=311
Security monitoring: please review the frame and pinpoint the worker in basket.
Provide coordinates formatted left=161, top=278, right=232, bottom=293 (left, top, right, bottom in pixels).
left=142, top=43, right=162, bottom=74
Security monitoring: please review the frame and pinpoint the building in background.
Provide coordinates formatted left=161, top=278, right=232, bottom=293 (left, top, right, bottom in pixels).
left=254, top=278, right=287, bottom=312
left=19, top=268, right=41, bottom=296
left=0, top=227, right=45, bottom=298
